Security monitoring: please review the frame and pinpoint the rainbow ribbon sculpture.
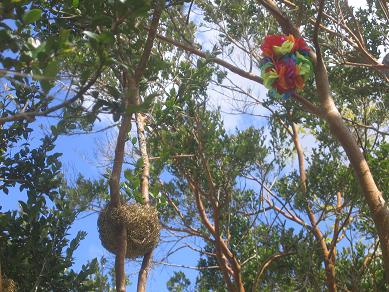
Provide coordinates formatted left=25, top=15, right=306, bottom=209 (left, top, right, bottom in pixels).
left=260, top=35, right=313, bottom=98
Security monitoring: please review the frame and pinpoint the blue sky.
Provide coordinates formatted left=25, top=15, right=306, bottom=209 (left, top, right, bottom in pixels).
left=0, top=12, right=265, bottom=288
left=57, top=112, right=264, bottom=291
left=56, top=126, right=202, bottom=291
left=1, top=104, right=268, bottom=291
left=0, top=117, right=200, bottom=291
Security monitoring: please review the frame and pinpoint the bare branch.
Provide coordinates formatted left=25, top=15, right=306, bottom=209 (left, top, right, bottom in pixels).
left=257, top=0, right=300, bottom=36
left=154, top=32, right=262, bottom=84
left=312, top=0, right=326, bottom=59
left=152, top=261, right=219, bottom=270
left=252, top=251, right=296, bottom=292
left=342, top=117, right=389, bottom=136
left=378, top=0, right=389, bottom=21
left=0, top=64, right=103, bottom=124
left=135, top=0, right=164, bottom=82
left=149, top=154, right=195, bottom=160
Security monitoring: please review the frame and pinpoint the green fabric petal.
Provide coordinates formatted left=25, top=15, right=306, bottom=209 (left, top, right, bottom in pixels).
left=295, top=51, right=310, bottom=63
left=262, top=69, right=278, bottom=89
left=298, top=63, right=311, bottom=81
left=273, top=40, right=294, bottom=55
left=260, top=62, right=273, bottom=74
left=296, top=51, right=313, bottom=81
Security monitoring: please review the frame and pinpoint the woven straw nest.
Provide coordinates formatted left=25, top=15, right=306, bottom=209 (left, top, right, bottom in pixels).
left=98, top=203, right=160, bottom=258
left=2, top=277, right=17, bottom=292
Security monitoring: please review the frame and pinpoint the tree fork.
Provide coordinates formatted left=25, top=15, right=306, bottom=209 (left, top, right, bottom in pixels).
left=150, top=0, right=389, bottom=283
left=213, top=201, right=245, bottom=292
left=128, top=0, right=164, bottom=289
left=256, top=0, right=389, bottom=282
left=252, top=252, right=296, bottom=292
left=109, top=80, right=133, bottom=290
left=313, top=34, right=389, bottom=284
left=290, top=119, right=337, bottom=291
left=190, top=180, right=236, bottom=291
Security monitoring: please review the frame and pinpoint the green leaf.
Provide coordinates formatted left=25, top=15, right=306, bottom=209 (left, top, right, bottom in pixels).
left=124, top=169, right=132, bottom=181
left=38, top=61, right=59, bottom=93
left=97, top=31, right=114, bottom=44
left=44, top=60, right=60, bottom=78
left=40, top=80, right=51, bottom=93
left=83, top=31, right=114, bottom=44
left=92, top=15, right=113, bottom=27
left=126, top=92, right=158, bottom=114
left=136, top=158, right=144, bottom=169
left=59, top=29, right=71, bottom=45
left=72, top=0, right=79, bottom=8
left=106, top=85, right=121, bottom=99
left=133, top=191, right=144, bottom=204
left=23, top=9, right=43, bottom=24
left=18, top=200, right=28, bottom=212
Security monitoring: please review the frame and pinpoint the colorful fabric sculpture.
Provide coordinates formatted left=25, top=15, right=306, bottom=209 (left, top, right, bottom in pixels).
left=260, top=34, right=313, bottom=98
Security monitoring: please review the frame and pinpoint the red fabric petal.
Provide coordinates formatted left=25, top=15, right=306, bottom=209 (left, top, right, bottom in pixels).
left=273, top=58, right=303, bottom=93
left=292, top=37, right=310, bottom=52
left=261, top=35, right=286, bottom=57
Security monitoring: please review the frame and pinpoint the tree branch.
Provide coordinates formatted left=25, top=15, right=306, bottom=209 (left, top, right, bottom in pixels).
left=155, top=32, right=321, bottom=116
left=154, top=32, right=262, bottom=83
left=115, top=226, right=128, bottom=292
left=289, top=115, right=337, bottom=292
left=152, top=261, right=219, bottom=270
left=252, top=251, right=296, bottom=292
left=342, top=117, right=389, bottom=136
left=312, top=0, right=326, bottom=60
left=256, top=0, right=300, bottom=36
left=0, top=64, right=103, bottom=124
left=135, top=0, right=164, bottom=82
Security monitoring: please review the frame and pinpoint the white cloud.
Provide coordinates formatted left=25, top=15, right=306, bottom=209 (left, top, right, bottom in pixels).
left=348, top=0, right=367, bottom=8
left=190, top=7, right=269, bottom=132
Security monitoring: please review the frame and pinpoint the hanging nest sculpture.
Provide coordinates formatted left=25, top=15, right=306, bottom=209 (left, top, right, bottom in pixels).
left=98, top=203, right=160, bottom=258
left=2, top=277, right=17, bottom=292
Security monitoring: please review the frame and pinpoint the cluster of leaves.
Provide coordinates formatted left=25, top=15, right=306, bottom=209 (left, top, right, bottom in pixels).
left=1, top=0, right=388, bottom=290
left=166, top=271, right=191, bottom=292
left=0, top=134, right=104, bottom=290
left=142, top=57, right=321, bottom=290
left=0, top=1, right=120, bottom=285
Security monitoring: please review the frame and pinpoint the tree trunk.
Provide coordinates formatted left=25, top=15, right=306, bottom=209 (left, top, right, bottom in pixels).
left=110, top=111, right=131, bottom=292
left=135, top=108, right=153, bottom=292
left=135, top=113, right=150, bottom=204
left=137, top=251, right=153, bottom=292
left=109, top=113, right=132, bottom=206
left=0, top=263, right=3, bottom=292
left=109, top=80, right=133, bottom=292
left=325, top=104, right=389, bottom=283
left=315, top=56, right=389, bottom=284
left=115, top=226, right=128, bottom=292
left=323, top=250, right=337, bottom=292
left=108, top=0, right=163, bottom=288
